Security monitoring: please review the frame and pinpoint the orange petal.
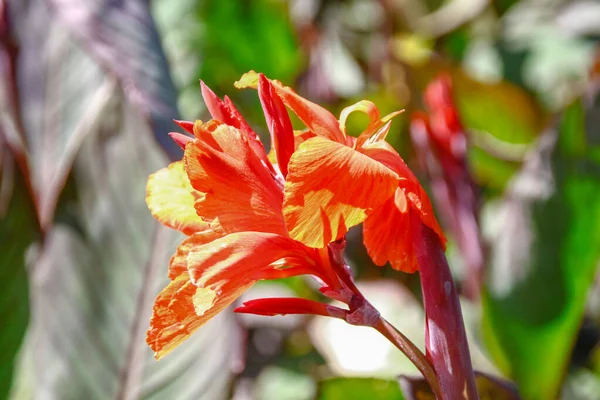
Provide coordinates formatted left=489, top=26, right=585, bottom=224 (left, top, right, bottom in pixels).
left=148, top=231, right=322, bottom=358
left=361, top=141, right=446, bottom=247
left=236, top=71, right=346, bottom=144
left=200, top=81, right=255, bottom=137
left=146, top=161, right=207, bottom=235
left=187, top=231, right=318, bottom=285
left=184, top=124, right=287, bottom=236
left=363, top=188, right=418, bottom=272
left=200, top=82, right=273, bottom=172
left=283, top=136, right=400, bottom=247
left=146, top=271, right=250, bottom=360
left=168, top=230, right=223, bottom=280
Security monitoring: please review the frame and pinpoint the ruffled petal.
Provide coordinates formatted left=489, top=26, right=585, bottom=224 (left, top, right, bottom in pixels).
left=148, top=232, right=320, bottom=359
left=283, top=136, right=400, bottom=248
left=360, top=141, right=446, bottom=247
left=184, top=124, right=287, bottom=236
left=145, top=272, right=247, bottom=360
left=168, top=230, right=223, bottom=280
left=200, top=82, right=274, bottom=172
left=200, top=81, right=255, bottom=137
left=236, top=71, right=346, bottom=144
left=187, top=232, right=320, bottom=285
left=146, top=161, right=207, bottom=235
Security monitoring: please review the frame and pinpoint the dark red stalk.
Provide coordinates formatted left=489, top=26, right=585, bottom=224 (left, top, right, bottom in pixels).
left=411, top=75, right=484, bottom=300
left=411, top=212, right=479, bottom=400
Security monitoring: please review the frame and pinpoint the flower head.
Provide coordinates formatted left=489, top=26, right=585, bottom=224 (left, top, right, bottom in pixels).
left=145, top=71, right=447, bottom=360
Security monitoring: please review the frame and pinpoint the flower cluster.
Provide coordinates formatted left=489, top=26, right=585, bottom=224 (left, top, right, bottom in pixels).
left=145, top=72, right=446, bottom=359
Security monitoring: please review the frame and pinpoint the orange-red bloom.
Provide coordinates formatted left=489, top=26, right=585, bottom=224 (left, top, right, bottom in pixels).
left=146, top=71, right=447, bottom=359
left=236, top=72, right=446, bottom=272
left=145, top=77, right=342, bottom=359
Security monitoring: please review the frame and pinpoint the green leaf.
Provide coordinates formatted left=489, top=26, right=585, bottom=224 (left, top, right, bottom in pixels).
left=482, top=96, right=600, bottom=399
left=0, top=144, right=38, bottom=400
left=317, top=378, right=405, bottom=400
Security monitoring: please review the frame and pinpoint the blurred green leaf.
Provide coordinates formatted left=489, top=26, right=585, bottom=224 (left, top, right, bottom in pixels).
left=390, top=54, right=546, bottom=189
left=197, top=0, right=302, bottom=91
left=468, top=147, right=521, bottom=191
left=451, top=70, right=546, bottom=190
left=452, top=76, right=542, bottom=145
left=0, top=144, right=37, bottom=399
left=317, top=378, right=405, bottom=400
left=254, top=366, right=316, bottom=400
left=483, top=95, right=600, bottom=399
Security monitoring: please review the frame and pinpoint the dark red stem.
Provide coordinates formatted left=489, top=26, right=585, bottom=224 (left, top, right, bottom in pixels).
left=412, top=212, right=479, bottom=400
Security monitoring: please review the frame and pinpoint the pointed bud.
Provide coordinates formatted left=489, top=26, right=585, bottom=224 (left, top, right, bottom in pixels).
left=174, top=120, right=195, bottom=135
left=168, top=132, right=193, bottom=150
left=235, top=297, right=347, bottom=319
left=200, top=80, right=228, bottom=122
left=257, top=74, right=295, bottom=177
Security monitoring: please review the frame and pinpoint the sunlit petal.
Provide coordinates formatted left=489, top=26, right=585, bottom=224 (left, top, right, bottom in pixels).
left=146, top=161, right=206, bottom=235
left=184, top=124, right=287, bottom=236
left=200, top=82, right=273, bottom=171
left=283, top=137, right=399, bottom=247
left=361, top=141, right=446, bottom=247
left=363, top=189, right=418, bottom=272
left=146, top=271, right=249, bottom=360
left=168, top=230, right=223, bottom=280
left=186, top=232, right=319, bottom=285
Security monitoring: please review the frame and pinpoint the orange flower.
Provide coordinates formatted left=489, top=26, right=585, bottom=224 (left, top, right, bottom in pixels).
left=236, top=72, right=446, bottom=273
left=145, top=77, right=342, bottom=359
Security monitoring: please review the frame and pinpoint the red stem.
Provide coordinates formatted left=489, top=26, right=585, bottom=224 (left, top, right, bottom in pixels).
left=412, top=212, right=479, bottom=400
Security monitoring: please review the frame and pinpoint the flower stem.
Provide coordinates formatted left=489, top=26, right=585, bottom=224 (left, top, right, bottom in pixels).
left=411, top=213, right=479, bottom=400
left=374, top=318, right=442, bottom=399
left=327, top=240, right=443, bottom=398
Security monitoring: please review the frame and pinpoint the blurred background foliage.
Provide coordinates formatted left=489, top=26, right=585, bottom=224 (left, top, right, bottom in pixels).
left=1, top=0, right=600, bottom=399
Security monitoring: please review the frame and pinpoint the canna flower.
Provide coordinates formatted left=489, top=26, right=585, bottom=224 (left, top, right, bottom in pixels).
left=235, top=72, right=446, bottom=272
left=145, top=76, right=346, bottom=359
